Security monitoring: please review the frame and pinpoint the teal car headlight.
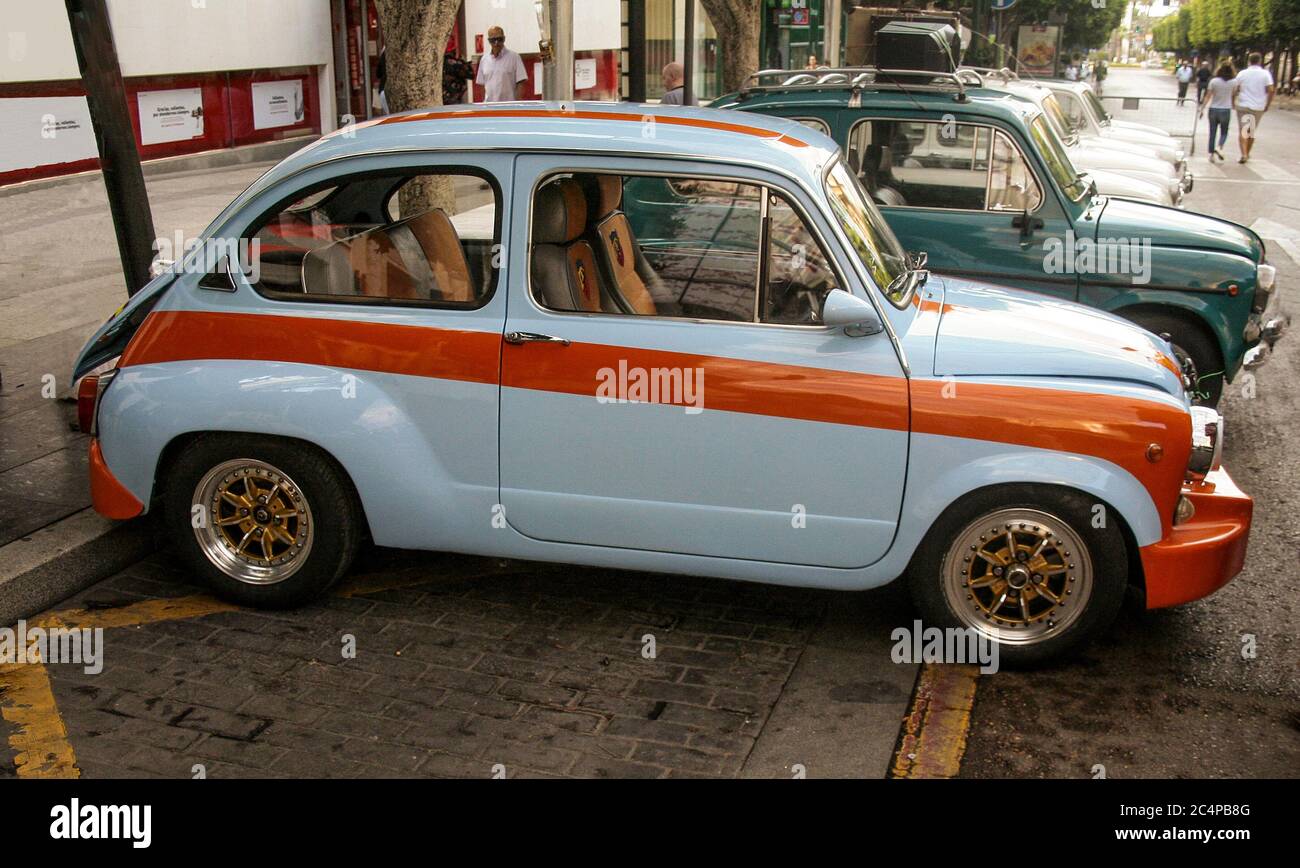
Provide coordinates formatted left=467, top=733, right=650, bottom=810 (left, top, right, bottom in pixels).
left=1254, top=263, right=1276, bottom=313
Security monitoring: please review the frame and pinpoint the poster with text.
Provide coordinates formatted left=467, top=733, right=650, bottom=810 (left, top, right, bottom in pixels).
left=137, top=88, right=205, bottom=146
left=574, top=58, right=597, bottom=91
left=0, top=97, right=98, bottom=174
left=1017, top=26, right=1059, bottom=76
left=251, top=80, right=305, bottom=130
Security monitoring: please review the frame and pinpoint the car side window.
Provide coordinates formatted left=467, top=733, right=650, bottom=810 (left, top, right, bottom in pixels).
left=247, top=170, right=498, bottom=307
left=849, top=119, right=991, bottom=210
left=849, top=119, right=1041, bottom=213
left=987, top=131, right=1044, bottom=212
left=530, top=172, right=834, bottom=326
left=791, top=117, right=830, bottom=136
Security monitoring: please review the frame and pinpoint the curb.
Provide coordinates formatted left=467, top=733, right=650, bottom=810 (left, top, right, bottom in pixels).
left=0, top=508, right=159, bottom=627
left=0, top=136, right=317, bottom=199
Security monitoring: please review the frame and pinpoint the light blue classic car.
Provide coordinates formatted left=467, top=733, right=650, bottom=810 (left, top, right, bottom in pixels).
left=74, top=103, right=1250, bottom=663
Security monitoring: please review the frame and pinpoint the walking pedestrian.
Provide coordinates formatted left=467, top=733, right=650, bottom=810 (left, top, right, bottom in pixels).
left=1233, top=51, right=1275, bottom=164
left=475, top=26, right=528, bottom=102
left=1195, top=61, right=1211, bottom=104
left=1199, top=60, right=1236, bottom=162
left=1175, top=59, right=1194, bottom=106
left=1093, top=59, right=1107, bottom=96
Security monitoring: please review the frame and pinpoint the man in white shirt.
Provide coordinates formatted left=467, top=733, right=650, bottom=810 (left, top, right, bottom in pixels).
left=1234, top=52, right=1275, bottom=163
left=1175, top=60, right=1194, bottom=106
left=475, top=26, right=528, bottom=102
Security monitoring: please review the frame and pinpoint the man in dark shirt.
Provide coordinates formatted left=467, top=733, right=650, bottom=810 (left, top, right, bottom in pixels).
left=1196, top=61, right=1212, bottom=104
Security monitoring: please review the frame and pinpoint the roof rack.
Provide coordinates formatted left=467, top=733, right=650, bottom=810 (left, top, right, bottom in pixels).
left=739, top=66, right=978, bottom=103
left=961, top=65, right=1020, bottom=82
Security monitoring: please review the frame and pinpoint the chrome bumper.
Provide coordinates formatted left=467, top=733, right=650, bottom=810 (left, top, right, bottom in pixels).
left=1243, top=283, right=1289, bottom=369
left=1181, top=170, right=1194, bottom=193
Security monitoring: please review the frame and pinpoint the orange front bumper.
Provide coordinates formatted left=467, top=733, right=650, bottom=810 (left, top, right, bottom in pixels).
left=89, top=438, right=144, bottom=520
left=1139, top=468, right=1252, bottom=609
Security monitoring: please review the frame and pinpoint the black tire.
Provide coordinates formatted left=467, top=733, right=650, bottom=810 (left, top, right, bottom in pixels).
left=906, top=485, right=1129, bottom=668
left=163, top=434, right=361, bottom=608
left=1123, top=310, right=1224, bottom=406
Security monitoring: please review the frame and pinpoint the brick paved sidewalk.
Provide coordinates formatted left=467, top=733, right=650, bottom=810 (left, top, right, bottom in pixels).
left=2, top=547, right=848, bottom=779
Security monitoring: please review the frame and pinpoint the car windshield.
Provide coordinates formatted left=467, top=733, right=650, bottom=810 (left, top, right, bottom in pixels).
left=1083, top=88, right=1112, bottom=125
left=1029, top=116, right=1089, bottom=203
left=1040, top=94, right=1079, bottom=146
left=824, top=159, right=912, bottom=308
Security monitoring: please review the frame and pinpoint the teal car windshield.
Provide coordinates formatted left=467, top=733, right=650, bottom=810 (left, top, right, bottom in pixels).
left=1040, top=95, right=1079, bottom=145
left=1029, top=116, right=1089, bottom=203
left=824, top=159, right=911, bottom=307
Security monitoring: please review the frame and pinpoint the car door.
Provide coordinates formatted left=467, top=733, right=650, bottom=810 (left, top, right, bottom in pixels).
left=497, top=155, right=908, bottom=569
left=846, top=116, right=1079, bottom=299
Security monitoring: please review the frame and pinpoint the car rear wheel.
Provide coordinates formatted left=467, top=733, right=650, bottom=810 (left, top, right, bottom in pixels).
left=1124, top=310, right=1224, bottom=406
left=164, top=435, right=361, bottom=608
left=907, top=486, right=1129, bottom=667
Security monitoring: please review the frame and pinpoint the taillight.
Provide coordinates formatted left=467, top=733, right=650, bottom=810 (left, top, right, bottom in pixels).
left=77, top=375, right=99, bottom=433
left=76, top=370, right=117, bottom=435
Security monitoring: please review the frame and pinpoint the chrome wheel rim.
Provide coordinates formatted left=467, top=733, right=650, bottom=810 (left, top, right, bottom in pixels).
left=941, top=508, right=1093, bottom=646
left=192, top=459, right=313, bottom=585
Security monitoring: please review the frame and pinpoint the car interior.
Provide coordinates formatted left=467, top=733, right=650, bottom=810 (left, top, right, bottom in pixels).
left=249, top=173, right=497, bottom=306
left=531, top=172, right=835, bottom=326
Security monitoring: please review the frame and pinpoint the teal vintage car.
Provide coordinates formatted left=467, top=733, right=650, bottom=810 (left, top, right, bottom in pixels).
left=705, top=69, right=1286, bottom=404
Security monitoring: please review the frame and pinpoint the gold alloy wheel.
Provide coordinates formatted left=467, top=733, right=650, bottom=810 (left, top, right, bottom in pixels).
left=941, top=508, right=1093, bottom=646
left=192, top=459, right=313, bottom=585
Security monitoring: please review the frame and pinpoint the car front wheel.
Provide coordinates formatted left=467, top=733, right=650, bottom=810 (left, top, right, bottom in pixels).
left=907, top=486, right=1129, bottom=667
left=164, top=435, right=361, bottom=608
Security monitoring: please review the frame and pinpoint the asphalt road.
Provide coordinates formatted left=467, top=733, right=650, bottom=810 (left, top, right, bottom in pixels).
left=961, top=67, right=1300, bottom=779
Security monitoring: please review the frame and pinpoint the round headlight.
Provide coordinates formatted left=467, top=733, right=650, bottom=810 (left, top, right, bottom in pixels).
left=1186, top=406, right=1223, bottom=481
left=1257, top=263, right=1276, bottom=291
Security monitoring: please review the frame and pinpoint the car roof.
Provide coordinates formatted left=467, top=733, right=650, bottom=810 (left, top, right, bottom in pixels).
left=714, top=84, right=1041, bottom=126
left=240, top=101, right=839, bottom=203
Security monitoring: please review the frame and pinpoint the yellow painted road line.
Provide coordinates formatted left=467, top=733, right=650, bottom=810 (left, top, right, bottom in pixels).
left=35, top=594, right=237, bottom=631
left=0, top=651, right=80, bottom=778
left=890, top=663, right=980, bottom=779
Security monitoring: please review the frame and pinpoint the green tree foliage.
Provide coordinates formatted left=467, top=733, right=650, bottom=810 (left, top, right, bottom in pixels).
left=1155, top=0, right=1300, bottom=52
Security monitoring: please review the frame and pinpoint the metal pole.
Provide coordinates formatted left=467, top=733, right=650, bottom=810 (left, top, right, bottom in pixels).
left=543, top=0, right=574, bottom=100
left=824, top=0, right=842, bottom=67
left=360, top=0, right=372, bottom=119
left=64, top=0, right=156, bottom=297
left=683, top=0, right=695, bottom=106
left=627, top=0, right=647, bottom=102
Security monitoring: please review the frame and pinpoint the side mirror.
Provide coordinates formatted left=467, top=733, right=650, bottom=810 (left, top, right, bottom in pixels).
left=821, top=288, right=884, bottom=336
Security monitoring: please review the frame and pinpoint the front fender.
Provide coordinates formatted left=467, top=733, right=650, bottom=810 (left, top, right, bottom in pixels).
left=880, top=433, right=1164, bottom=582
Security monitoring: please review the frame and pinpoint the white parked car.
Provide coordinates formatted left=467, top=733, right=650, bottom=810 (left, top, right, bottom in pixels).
left=1038, top=79, right=1188, bottom=170
left=973, top=73, right=1185, bottom=206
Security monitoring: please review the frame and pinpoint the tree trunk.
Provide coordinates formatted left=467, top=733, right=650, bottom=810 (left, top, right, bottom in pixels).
left=699, top=0, right=762, bottom=94
left=372, top=0, right=461, bottom=214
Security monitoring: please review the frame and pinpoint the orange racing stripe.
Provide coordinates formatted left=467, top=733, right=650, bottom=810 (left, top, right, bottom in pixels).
left=118, top=311, right=1189, bottom=532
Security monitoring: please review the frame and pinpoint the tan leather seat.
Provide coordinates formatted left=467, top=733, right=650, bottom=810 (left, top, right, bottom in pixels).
left=302, top=208, right=475, bottom=302
left=584, top=175, right=660, bottom=316
left=530, top=178, right=609, bottom=313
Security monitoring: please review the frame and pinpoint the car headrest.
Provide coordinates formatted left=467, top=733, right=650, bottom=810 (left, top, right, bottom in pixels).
left=591, top=174, right=622, bottom=218
left=534, top=178, right=587, bottom=244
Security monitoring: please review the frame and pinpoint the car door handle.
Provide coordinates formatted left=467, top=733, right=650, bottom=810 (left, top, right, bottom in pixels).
left=504, top=331, right=570, bottom=346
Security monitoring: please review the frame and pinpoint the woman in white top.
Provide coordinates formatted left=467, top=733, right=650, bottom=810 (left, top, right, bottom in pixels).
left=1199, top=61, right=1236, bottom=162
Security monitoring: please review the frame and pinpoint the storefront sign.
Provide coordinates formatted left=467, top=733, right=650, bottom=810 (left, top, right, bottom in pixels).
left=0, top=96, right=98, bottom=174
left=137, top=88, right=205, bottom=146
left=251, top=80, right=305, bottom=130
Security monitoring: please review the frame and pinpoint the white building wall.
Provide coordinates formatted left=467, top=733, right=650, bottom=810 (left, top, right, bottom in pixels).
left=0, top=0, right=333, bottom=82
left=464, top=0, right=621, bottom=57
